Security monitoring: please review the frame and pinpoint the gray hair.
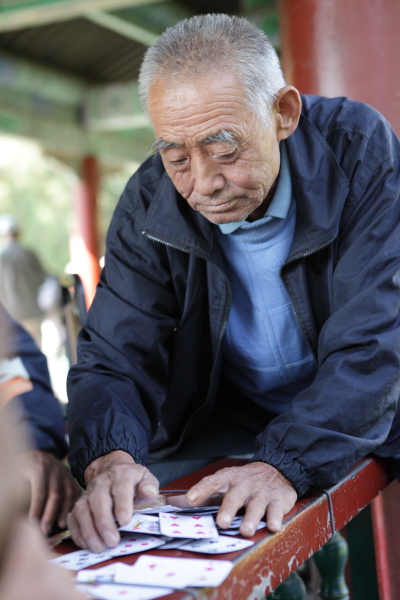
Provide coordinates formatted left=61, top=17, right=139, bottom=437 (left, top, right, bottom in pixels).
left=138, top=14, right=286, bottom=125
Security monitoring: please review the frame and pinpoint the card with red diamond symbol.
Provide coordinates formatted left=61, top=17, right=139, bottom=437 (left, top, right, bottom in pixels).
left=159, top=513, right=219, bottom=539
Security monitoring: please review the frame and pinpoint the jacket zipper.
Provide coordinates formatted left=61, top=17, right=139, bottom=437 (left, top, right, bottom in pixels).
left=282, top=238, right=337, bottom=363
left=142, top=230, right=232, bottom=453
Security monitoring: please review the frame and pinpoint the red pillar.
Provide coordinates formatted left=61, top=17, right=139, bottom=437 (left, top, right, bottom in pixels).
left=371, top=482, right=400, bottom=600
left=70, top=156, right=101, bottom=308
left=279, top=0, right=400, bottom=135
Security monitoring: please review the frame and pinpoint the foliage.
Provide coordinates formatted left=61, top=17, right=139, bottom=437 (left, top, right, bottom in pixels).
left=0, top=135, right=138, bottom=275
left=0, top=136, right=76, bottom=277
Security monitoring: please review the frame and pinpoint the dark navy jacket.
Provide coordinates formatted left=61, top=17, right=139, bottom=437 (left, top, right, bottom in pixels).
left=1, top=303, right=68, bottom=457
left=67, top=96, right=400, bottom=495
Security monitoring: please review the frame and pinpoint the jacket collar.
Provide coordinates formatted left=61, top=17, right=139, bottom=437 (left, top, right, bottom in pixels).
left=144, top=113, right=350, bottom=261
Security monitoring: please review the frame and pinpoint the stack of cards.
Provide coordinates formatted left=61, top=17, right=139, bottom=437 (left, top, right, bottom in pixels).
left=53, top=506, right=265, bottom=599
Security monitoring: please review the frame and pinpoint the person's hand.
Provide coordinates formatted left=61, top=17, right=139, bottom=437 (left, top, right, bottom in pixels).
left=67, top=450, right=159, bottom=553
left=0, top=517, right=87, bottom=600
left=18, top=450, right=81, bottom=536
left=185, top=462, right=297, bottom=536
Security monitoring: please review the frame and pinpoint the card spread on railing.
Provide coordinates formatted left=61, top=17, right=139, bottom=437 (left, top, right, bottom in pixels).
left=116, top=555, right=233, bottom=587
left=51, top=532, right=166, bottom=570
left=78, top=555, right=233, bottom=589
left=76, top=563, right=174, bottom=600
left=159, top=512, right=219, bottom=539
left=178, top=535, right=254, bottom=554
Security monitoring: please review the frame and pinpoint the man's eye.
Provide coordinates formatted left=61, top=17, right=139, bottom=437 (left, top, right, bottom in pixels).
left=170, top=158, right=188, bottom=166
left=214, top=151, right=237, bottom=161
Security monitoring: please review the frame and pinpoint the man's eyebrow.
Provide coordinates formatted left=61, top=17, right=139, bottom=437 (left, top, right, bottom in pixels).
left=149, top=129, right=240, bottom=155
left=200, top=129, right=240, bottom=147
left=149, top=139, right=184, bottom=154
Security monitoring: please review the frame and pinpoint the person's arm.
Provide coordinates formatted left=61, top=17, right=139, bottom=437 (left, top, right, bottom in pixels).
left=67, top=167, right=180, bottom=550
left=249, top=118, right=400, bottom=496
left=67, top=174, right=180, bottom=487
left=0, top=304, right=67, bottom=457
left=0, top=304, right=80, bottom=534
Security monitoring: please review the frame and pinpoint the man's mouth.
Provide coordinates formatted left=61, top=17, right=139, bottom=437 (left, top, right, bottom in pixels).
left=201, top=199, right=236, bottom=212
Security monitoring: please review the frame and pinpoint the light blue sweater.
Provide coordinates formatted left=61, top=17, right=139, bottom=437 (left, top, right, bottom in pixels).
left=216, top=145, right=316, bottom=414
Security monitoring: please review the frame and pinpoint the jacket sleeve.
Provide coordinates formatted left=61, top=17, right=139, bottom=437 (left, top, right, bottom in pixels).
left=252, top=118, right=400, bottom=495
left=0, top=303, right=68, bottom=458
left=67, top=174, right=180, bottom=487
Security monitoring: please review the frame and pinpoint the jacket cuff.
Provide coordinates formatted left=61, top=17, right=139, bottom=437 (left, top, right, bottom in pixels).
left=250, top=445, right=311, bottom=497
left=68, top=439, right=149, bottom=489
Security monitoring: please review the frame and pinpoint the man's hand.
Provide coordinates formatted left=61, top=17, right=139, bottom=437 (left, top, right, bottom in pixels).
left=185, top=462, right=297, bottom=536
left=67, top=450, right=159, bottom=553
left=18, top=450, right=81, bottom=536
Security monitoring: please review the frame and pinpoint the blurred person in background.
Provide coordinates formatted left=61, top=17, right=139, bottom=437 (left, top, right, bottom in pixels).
left=0, top=214, right=46, bottom=347
left=0, top=301, right=80, bottom=535
left=0, top=408, right=86, bottom=600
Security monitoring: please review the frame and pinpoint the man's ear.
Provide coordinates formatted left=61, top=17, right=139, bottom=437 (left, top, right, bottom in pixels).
left=273, top=86, right=302, bottom=142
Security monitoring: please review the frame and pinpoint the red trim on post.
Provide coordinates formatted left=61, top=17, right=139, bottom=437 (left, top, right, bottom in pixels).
left=70, top=156, right=101, bottom=308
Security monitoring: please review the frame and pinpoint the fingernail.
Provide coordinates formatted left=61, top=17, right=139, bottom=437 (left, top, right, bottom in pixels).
left=269, top=520, right=281, bottom=531
left=144, top=485, right=158, bottom=498
left=91, top=539, right=105, bottom=553
left=104, top=531, right=119, bottom=548
left=241, top=522, right=255, bottom=536
left=218, top=511, right=231, bottom=527
left=118, top=511, right=129, bottom=525
left=186, top=491, right=199, bottom=503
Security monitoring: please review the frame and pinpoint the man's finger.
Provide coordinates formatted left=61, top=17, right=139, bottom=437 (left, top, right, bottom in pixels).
left=58, top=477, right=80, bottom=530
left=265, top=499, right=285, bottom=532
left=88, top=483, right=120, bottom=549
left=28, top=468, right=47, bottom=523
left=186, top=472, right=229, bottom=506
left=240, top=496, right=267, bottom=537
left=40, top=489, right=62, bottom=536
left=74, top=496, right=108, bottom=553
left=135, top=470, right=160, bottom=504
left=67, top=510, right=87, bottom=549
left=216, top=486, right=248, bottom=529
left=111, top=472, right=138, bottom=526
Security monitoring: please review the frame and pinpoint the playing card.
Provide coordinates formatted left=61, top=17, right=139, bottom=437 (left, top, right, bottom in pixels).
left=114, top=559, right=194, bottom=589
left=77, top=563, right=119, bottom=584
left=159, top=513, right=219, bottom=539
left=159, top=537, right=192, bottom=550
left=134, top=505, right=183, bottom=515
left=119, top=515, right=161, bottom=535
left=217, top=519, right=266, bottom=536
left=51, top=548, right=116, bottom=571
left=51, top=533, right=165, bottom=571
left=116, top=555, right=233, bottom=588
left=173, top=506, right=221, bottom=516
left=77, top=564, right=173, bottom=600
left=179, top=535, right=254, bottom=554
left=78, top=583, right=172, bottom=600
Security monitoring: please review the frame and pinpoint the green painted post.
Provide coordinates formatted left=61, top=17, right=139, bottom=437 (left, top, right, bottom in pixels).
left=313, top=532, right=350, bottom=599
left=266, top=571, right=306, bottom=600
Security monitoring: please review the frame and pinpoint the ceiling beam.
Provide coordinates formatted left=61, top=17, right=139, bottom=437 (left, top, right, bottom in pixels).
left=85, top=9, right=157, bottom=46
left=0, top=0, right=169, bottom=33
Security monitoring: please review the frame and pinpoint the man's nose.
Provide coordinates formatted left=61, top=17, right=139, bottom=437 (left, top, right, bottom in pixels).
left=191, top=155, right=225, bottom=197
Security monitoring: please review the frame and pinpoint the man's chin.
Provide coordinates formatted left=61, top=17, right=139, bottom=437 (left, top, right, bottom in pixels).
left=199, top=210, right=249, bottom=225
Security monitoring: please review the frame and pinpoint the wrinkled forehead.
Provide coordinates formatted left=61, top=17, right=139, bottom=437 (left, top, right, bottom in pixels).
left=147, top=72, right=255, bottom=145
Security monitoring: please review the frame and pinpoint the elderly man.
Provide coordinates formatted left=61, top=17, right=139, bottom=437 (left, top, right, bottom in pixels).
left=67, top=14, right=400, bottom=552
